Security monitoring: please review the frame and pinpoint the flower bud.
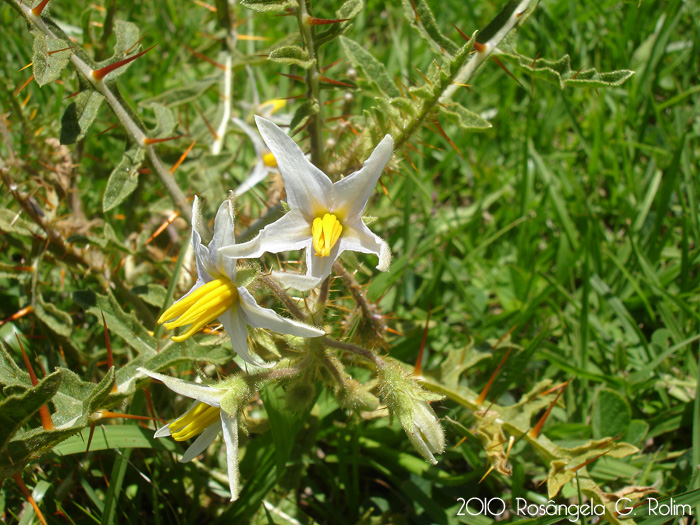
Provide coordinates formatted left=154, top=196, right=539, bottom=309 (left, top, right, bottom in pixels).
left=336, top=378, right=380, bottom=413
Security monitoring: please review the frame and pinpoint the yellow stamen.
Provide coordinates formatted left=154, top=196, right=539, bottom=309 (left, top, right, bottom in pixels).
left=262, top=151, right=277, bottom=168
left=311, top=213, right=343, bottom=257
left=259, top=98, right=286, bottom=115
left=169, top=402, right=220, bottom=441
left=158, top=278, right=238, bottom=342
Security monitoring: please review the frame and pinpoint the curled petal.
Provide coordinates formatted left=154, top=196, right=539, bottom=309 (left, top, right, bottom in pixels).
left=137, top=368, right=225, bottom=407
left=220, top=410, right=241, bottom=501
left=210, top=195, right=237, bottom=279
left=339, top=219, right=391, bottom=272
left=238, top=287, right=324, bottom=337
left=220, top=210, right=310, bottom=260
left=180, top=421, right=221, bottom=463
left=218, top=307, right=271, bottom=368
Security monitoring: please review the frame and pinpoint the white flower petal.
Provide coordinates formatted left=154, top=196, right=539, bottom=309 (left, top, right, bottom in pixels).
left=180, top=421, right=221, bottom=463
left=306, top=244, right=339, bottom=282
left=191, top=197, right=215, bottom=281
left=255, top=116, right=331, bottom=219
left=210, top=196, right=237, bottom=280
left=154, top=425, right=172, bottom=438
left=231, top=117, right=266, bottom=155
left=238, top=287, right=324, bottom=338
left=219, top=308, right=270, bottom=368
left=236, top=162, right=274, bottom=197
left=332, top=134, right=393, bottom=220
left=270, top=270, right=323, bottom=292
left=137, top=368, right=224, bottom=407
left=219, top=210, right=310, bottom=260
left=339, top=220, right=391, bottom=272
left=220, top=410, right=241, bottom=502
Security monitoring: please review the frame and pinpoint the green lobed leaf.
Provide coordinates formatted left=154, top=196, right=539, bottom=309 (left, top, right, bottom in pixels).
left=0, top=370, right=62, bottom=457
left=60, top=90, right=105, bottom=145
left=102, top=145, right=147, bottom=212
left=130, top=284, right=168, bottom=307
left=401, top=0, right=460, bottom=55
left=143, top=102, right=176, bottom=138
left=339, top=36, right=399, bottom=97
left=31, top=30, right=72, bottom=86
left=33, top=294, right=73, bottom=337
left=500, top=53, right=635, bottom=89
left=268, top=45, right=314, bottom=69
left=592, top=389, right=632, bottom=439
left=240, top=0, right=295, bottom=13
left=439, top=103, right=493, bottom=131
left=112, top=20, right=140, bottom=56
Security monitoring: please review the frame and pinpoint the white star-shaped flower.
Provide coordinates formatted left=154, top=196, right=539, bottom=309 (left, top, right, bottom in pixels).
left=138, top=368, right=245, bottom=501
left=158, top=195, right=324, bottom=366
left=231, top=116, right=280, bottom=196
left=221, top=116, right=393, bottom=288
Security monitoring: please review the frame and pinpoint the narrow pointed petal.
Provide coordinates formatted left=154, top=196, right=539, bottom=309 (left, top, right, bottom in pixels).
left=231, top=117, right=266, bottom=155
left=154, top=425, right=172, bottom=438
left=332, top=134, right=393, bottom=219
left=236, top=162, right=273, bottom=196
left=238, top=287, right=324, bottom=337
left=255, top=116, right=332, bottom=219
left=220, top=411, right=240, bottom=501
left=209, top=196, right=237, bottom=279
left=306, top=244, right=339, bottom=281
left=180, top=422, right=221, bottom=462
left=138, top=368, right=224, bottom=406
left=219, top=308, right=270, bottom=367
left=191, top=196, right=215, bottom=281
left=340, top=220, right=391, bottom=272
left=219, top=210, right=310, bottom=260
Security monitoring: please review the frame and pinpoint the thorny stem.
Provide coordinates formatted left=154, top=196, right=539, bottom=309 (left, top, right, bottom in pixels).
left=11, top=0, right=192, bottom=223
left=260, top=273, right=307, bottom=322
left=296, top=0, right=324, bottom=169
left=323, top=336, right=383, bottom=367
left=333, top=261, right=386, bottom=337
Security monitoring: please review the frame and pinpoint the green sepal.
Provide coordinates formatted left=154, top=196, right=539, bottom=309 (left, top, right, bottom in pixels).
left=268, top=45, right=314, bottom=70
left=60, top=89, right=105, bottom=145
left=103, top=145, right=147, bottom=212
left=233, top=264, right=260, bottom=288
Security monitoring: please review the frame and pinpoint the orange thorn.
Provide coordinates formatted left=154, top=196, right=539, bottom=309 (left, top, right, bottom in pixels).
left=193, top=0, right=216, bottom=12
left=478, top=465, right=495, bottom=484
left=277, top=72, right=305, bottom=83
left=143, top=387, right=158, bottom=430
left=12, top=473, right=48, bottom=525
left=432, top=119, right=463, bottom=159
left=491, top=56, right=524, bottom=89
left=145, top=211, right=180, bottom=244
left=321, top=58, right=344, bottom=72
left=538, top=381, right=570, bottom=397
left=29, top=108, right=38, bottom=120
left=63, top=90, right=80, bottom=100
left=19, top=62, right=33, bottom=72
left=453, top=82, right=472, bottom=88
left=48, top=46, right=75, bottom=56
left=125, top=33, right=149, bottom=55
left=320, top=76, right=353, bottom=87
left=476, top=346, right=512, bottom=405
left=402, top=151, right=418, bottom=172
left=83, top=423, right=97, bottom=461
left=196, top=106, right=218, bottom=140
left=16, top=333, right=54, bottom=430
left=91, top=44, right=156, bottom=81
left=170, top=140, right=197, bottom=174
left=95, top=411, right=161, bottom=422
left=0, top=305, right=34, bottom=327
left=452, top=436, right=468, bottom=450
left=413, top=305, right=431, bottom=376
left=569, top=450, right=609, bottom=472
left=238, top=34, right=269, bottom=41
left=98, top=123, right=120, bottom=136
left=306, top=16, right=350, bottom=25
left=529, top=382, right=568, bottom=439
left=21, top=93, right=31, bottom=108
left=143, top=135, right=183, bottom=145
left=30, top=0, right=51, bottom=17
left=474, top=41, right=486, bottom=53
left=184, top=45, right=226, bottom=70
left=14, top=76, right=34, bottom=97
left=452, top=23, right=470, bottom=42
left=413, top=65, right=431, bottom=85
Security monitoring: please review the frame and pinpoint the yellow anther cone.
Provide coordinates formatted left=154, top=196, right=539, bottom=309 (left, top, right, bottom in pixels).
left=312, top=214, right=342, bottom=257
left=169, top=402, right=220, bottom=441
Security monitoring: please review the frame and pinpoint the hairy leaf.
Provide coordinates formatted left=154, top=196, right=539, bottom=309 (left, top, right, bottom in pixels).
left=60, top=90, right=105, bottom=144
left=103, top=145, right=146, bottom=212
